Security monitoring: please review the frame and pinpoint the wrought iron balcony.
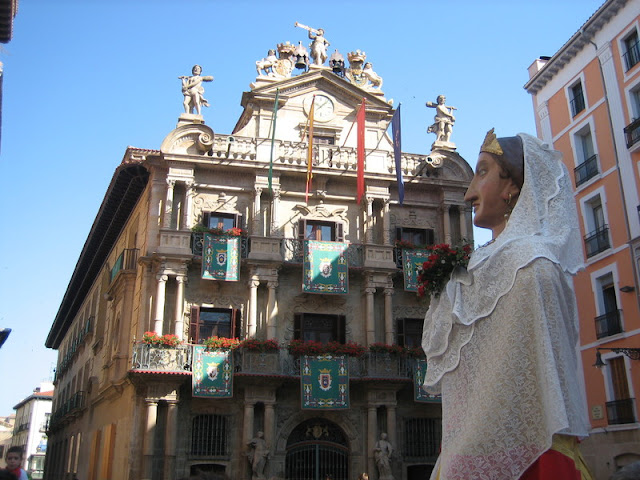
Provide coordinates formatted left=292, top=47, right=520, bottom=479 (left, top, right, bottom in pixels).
left=584, top=225, right=610, bottom=258
left=606, top=398, right=636, bottom=425
left=570, top=94, right=585, bottom=117
left=191, top=232, right=249, bottom=258
left=595, top=309, right=623, bottom=339
left=623, top=40, right=640, bottom=71
left=109, top=248, right=139, bottom=283
left=281, top=239, right=364, bottom=267
left=131, top=343, right=193, bottom=373
left=624, top=117, right=640, bottom=149
left=574, top=154, right=599, bottom=187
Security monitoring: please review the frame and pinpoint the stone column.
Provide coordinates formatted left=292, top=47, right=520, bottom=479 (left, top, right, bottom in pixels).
left=271, top=188, right=281, bottom=236
left=243, top=401, right=255, bottom=478
left=367, top=406, right=377, bottom=478
left=387, top=405, right=397, bottom=450
left=382, top=199, right=391, bottom=245
left=253, top=186, right=263, bottom=235
left=164, top=179, right=175, bottom=228
left=264, top=403, right=275, bottom=457
left=384, top=287, right=394, bottom=345
left=183, top=181, right=195, bottom=230
left=365, top=196, right=374, bottom=243
left=143, top=400, right=158, bottom=480
left=174, top=275, right=187, bottom=340
left=443, top=205, right=451, bottom=244
left=248, top=277, right=260, bottom=337
left=365, top=287, right=376, bottom=345
left=266, top=281, right=278, bottom=339
left=153, top=274, right=168, bottom=335
left=460, top=206, right=468, bottom=241
left=163, top=400, right=178, bottom=480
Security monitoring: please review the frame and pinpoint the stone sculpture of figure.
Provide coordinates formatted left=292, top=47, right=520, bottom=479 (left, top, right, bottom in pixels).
left=373, top=433, right=394, bottom=480
left=362, top=62, right=383, bottom=89
left=426, top=95, right=456, bottom=143
left=256, top=49, right=278, bottom=76
left=247, top=431, right=269, bottom=480
left=295, top=22, right=329, bottom=66
left=179, top=65, right=214, bottom=115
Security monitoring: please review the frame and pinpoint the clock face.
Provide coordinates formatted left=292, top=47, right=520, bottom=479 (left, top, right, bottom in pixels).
left=308, top=95, right=334, bottom=122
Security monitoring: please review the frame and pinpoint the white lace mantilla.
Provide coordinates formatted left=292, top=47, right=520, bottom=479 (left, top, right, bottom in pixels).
left=422, top=134, right=590, bottom=479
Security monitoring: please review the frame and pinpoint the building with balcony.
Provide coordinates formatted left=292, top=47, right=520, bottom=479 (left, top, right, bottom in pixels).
left=0, top=414, right=16, bottom=459
left=525, top=0, right=640, bottom=476
left=12, top=384, right=53, bottom=480
left=44, top=45, right=473, bottom=480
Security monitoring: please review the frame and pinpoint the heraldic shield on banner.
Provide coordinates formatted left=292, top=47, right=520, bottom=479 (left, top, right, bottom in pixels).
left=303, top=240, right=348, bottom=294
left=201, top=234, right=240, bottom=281
left=402, top=249, right=431, bottom=292
left=414, top=359, right=441, bottom=403
left=301, top=354, right=349, bottom=409
left=192, top=346, right=233, bottom=398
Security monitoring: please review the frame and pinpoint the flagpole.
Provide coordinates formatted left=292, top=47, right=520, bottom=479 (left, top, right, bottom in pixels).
left=268, top=88, right=280, bottom=194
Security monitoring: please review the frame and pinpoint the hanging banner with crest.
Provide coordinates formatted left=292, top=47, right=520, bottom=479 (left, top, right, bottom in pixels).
left=202, top=234, right=240, bottom=281
left=301, top=354, right=349, bottom=409
left=303, top=240, right=348, bottom=294
left=402, top=249, right=431, bottom=292
left=192, top=346, right=233, bottom=398
left=413, top=359, right=441, bottom=403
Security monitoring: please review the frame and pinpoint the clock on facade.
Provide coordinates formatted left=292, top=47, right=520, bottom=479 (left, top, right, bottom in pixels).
left=305, top=94, right=335, bottom=122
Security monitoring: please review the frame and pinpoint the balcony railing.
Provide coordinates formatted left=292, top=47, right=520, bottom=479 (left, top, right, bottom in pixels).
left=570, top=93, right=585, bottom=117
left=109, top=248, right=139, bottom=282
left=624, top=117, right=640, bottom=149
left=584, top=225, right=610, bottom=257
left=48, top=391, right=85, bottom=431
left=191, top=233, right=249, bottom=258
left=595, top=309, right=623, bottom=339
left=281, top=239, right=364, bottom=267
left=131, top=344, right=418, bottom=380
left=606, top=398, right=636, bottom=425
left=131, top=343, right=193, bottom=373
left=623, top=40, right=640, bottom=71
left=574, top=154, right=599, bottom=187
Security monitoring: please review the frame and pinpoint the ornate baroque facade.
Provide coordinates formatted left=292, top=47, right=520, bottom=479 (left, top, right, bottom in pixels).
left=45, top=53, right=473, bottom=480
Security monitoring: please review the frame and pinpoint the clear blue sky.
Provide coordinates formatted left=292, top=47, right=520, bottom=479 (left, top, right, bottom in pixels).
left=0, top=0, right=606, bottom=414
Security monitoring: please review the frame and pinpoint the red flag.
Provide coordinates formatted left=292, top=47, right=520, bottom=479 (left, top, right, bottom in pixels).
left=357, top=98, right=366, bottom=204
left=305, top=96, right=315, bottom=203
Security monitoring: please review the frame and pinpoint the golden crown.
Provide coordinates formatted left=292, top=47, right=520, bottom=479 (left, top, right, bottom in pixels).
left=480, top=128, right=504, bottom=156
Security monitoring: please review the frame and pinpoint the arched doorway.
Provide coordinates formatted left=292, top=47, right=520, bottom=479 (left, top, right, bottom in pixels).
left=285, top=418, right=349, bottom=480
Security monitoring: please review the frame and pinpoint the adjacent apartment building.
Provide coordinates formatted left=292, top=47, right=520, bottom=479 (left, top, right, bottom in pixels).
left=44, top=40, right=473, bottom=480
left=525, top=0, right=640, bottom=477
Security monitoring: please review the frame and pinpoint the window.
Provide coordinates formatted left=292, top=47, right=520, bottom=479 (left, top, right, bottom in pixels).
left=574, top=129, right=598, bottom=186
left=189, top=307, right=240, bottom=343
left=570, top=82, right=586, bottom=117
left=404, top=418, right=441, bottom=459
left=203, top=212, right=242, bottom=231
left=584, top=195, right=610, bottom=257
left=623, top=30, right=640, bottom=71
left=298, top=219, right=344, bottom=242
left=396, top=227, right=435, bottom=246
left=294, top=313, right=345, bottom=344
left=595, top=274, right=622, bottom=338
left=396, top=318, right=423, bottom=348
left=191, top=415, right=229, bottom=456
left=606, top=357, right=635, bottom=424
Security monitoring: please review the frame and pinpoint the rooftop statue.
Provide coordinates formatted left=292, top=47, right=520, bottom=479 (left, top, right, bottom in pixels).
left=256, top=49, right=278, bottom=77
left=295, top=22, right=329, bottom=66
left=426, top=95, right=457, bottom=148
left=362, top=62, right=383, bottom=90
left=179, top=65, right=214, bottom=115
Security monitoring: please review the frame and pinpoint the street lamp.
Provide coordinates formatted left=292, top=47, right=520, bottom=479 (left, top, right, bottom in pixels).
left=593, top=347, right=640, bottom=368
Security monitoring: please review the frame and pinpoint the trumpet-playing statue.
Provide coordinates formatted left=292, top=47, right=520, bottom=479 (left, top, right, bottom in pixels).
left=426, top=95, right=456, bottom=144
left=179, top=65, right=214, bottom=115
left=295, top=22, right=330, bottom=66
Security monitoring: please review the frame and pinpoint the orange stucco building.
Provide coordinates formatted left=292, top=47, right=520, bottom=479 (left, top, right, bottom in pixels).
left=525, top=0, right=640, bottom=477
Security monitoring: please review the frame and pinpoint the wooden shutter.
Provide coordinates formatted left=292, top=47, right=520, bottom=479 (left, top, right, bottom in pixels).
left=293, top=313, right=302, bottom=340
left=336, top=222, right=344, bottom=242
left=610, top=357, right=630, bottom=400
left=396, top=318, right=405, bottom=346
left=426, top=229, right=435, bottom=245
left=298, top=219, right=307, bottom=241
left=231, top=308, right=241, bottom=339
left=235, top=213, right=244, bottom=230
left=202, top=212, right=211, bottom=228
left=189, top=305, right=200, bottom=343
left=396, top=227, right=403, bottom=242
left=336, top=315, right=346, bottom=344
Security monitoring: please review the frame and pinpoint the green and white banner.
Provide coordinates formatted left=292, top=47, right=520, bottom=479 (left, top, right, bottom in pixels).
left=301, top=354, right=349, bottom=409
left=202, top=234, right=240, bottom=281
left=403, top=249, right=430, bottom=292
left=414, top=360, right=441, bottom=403
left=303, top=240, right=348, bottom=294
left=192, top=346, right=233, bottom=398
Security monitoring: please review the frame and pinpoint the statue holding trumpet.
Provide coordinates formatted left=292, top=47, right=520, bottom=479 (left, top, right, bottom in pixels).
left=295, top=22, right=330, bottom=66
left=426, top=95, right=457, bottom=144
